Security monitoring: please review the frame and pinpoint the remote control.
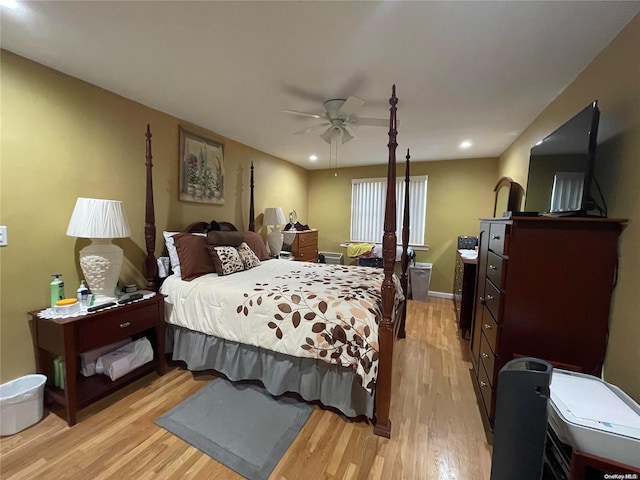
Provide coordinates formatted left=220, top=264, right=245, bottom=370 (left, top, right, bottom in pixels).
left=117, top=293, right=144, bottom=305
left=87, top=302, right=116, bottom=312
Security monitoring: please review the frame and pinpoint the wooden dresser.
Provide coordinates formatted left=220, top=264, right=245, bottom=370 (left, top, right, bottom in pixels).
left=469, top=217, right=627, bottom=428
left=453, top=249, right=477, bottom=339
left=283, top=229, right=318, bottom=262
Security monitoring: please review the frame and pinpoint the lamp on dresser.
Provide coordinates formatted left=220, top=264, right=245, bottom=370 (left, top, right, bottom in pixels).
left=66, top=197, right=131, bottom=303
left=263, top=207, right=286, bottom=255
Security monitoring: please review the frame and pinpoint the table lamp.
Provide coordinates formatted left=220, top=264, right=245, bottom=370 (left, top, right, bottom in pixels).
left=66, top=197, right=131, bottom=303
left=263, top=207, right=286, bottom=255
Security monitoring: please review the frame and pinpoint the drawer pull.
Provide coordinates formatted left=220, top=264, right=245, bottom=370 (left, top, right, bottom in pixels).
left=481, top=352, right=489, bottom=359
left=492, top=235, right=501, bottom=240
left=120, top=322, right=131, bottom=328
left=479, top=381, right=488, bottom=388
left=483, top=323, right=492, bottom=330
left=489, top=264, right=497, bottom=270
left=479, top=296, right=485, bottom=303
left=486, top=294, right=494, bottom=301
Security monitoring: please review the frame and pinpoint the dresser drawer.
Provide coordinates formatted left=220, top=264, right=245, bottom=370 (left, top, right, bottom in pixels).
left=479, top=333, right=497, bottom=386
left=78, top=303, right=159, bottom=352
left=477, top=360, right=495, bottom=420
left=484, top=279, right=503, bottom=322
left=488, top=223, right=508, bottom=255
left=479, top=307, right=499, bottom=353
left=295, top=245, right=318, bottom=262
left=486, top=251, right=507, bottom=288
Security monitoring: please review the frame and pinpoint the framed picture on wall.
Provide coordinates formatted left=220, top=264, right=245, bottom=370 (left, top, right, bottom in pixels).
left=179, top=127, right=225, bottom=205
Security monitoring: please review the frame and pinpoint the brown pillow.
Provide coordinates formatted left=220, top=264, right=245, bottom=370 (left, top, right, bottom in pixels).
left=208, top=245, right=245, bottom=276
left=173, top=233, right=216, bottom=281
left=206, top=230, right=244, bottom=247
left=242, top=231, right=270, bottom=261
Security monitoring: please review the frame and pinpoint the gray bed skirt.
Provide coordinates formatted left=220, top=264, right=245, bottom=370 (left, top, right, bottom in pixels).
left=166, top=324, right=375, bottom=419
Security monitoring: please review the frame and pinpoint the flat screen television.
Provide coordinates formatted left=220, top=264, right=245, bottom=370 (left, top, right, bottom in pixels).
left=523, top=101, right=604, bottom=217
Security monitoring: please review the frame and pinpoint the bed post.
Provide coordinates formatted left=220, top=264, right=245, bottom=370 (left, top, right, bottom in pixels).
left=374, top=85, right=398, bottom=438
left=144, top=124, right=158, bottom=291
left=398, top=149, right=411, bottom=339
left=248, top=161, right=255, bottom=232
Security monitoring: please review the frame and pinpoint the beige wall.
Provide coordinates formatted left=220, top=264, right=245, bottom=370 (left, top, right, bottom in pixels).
left=500, top=15, right=640, bottom=401
left=308, top=157, right=499, bottom=294
left=0, top=51, right=308, bottom=383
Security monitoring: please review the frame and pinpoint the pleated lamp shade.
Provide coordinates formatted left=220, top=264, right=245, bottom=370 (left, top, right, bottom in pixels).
left=66, top=198, right=131, bottom=239
left=263, top=207, right=286, bottom=226
left=66, top=198, right=131, bottom=303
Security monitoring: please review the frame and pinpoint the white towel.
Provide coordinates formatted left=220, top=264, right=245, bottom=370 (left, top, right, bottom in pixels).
left=80, top=339, right=131, bottom=377
left=95, top=337, right=154, bottom=381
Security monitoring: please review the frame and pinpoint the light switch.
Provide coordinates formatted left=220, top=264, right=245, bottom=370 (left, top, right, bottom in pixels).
left=0, top=226, right=7, bottom=246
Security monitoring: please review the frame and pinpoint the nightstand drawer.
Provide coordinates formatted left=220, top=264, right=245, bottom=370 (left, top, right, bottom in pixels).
left=78, top=302, right=158, bottom=352
left=297, top=230, right=318, bottom=246
left=296, top=245, right=318, bottom=262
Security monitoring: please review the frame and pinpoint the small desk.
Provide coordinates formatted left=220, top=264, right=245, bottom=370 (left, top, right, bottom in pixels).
left=29, top=294, right=166, bottom=426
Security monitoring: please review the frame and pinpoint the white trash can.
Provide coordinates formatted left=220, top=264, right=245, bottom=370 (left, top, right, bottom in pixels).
left=409, top=262, right=432, bottom=302
left=0, top=374, right=47, bottom=436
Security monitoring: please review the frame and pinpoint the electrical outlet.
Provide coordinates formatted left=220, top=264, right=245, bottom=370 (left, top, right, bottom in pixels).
left=0, top=226, right=7, bottom=247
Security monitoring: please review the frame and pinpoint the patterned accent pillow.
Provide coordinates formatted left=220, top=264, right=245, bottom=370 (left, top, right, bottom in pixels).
left=237, top=242, right=261, bottom=269
left=242, top=231, right=271, bottom=261
left=208, top=245, right=245, bottom=276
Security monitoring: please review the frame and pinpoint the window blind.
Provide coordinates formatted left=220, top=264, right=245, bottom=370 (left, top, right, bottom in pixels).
left=350, top=176, right=427, bottom=245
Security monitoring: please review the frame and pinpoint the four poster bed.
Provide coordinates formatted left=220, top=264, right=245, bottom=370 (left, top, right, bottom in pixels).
left=142, top=86, right=411, bottom=438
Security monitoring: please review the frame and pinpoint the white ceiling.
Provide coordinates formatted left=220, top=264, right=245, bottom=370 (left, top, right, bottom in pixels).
left=1, top=1, right=638, bottom=170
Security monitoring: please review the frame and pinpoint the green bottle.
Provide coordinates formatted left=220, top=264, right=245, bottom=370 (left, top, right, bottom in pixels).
left=50, top=274, right=65, bottom=308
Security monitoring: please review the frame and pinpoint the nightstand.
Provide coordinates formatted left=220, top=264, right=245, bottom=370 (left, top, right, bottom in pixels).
left=29, top=294, right=166, bottom=426
left=283, top=229, right=318, bottom=262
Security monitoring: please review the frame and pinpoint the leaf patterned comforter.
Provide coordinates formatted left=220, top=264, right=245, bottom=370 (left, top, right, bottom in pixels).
left=161, top=259, right=405, bottom=393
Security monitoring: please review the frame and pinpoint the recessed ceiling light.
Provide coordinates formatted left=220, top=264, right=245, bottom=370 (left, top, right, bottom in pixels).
left=459, top=140, right=472, bottom=149
left=309, top=155, right=318, bottom=162
left=0, top=0, right=19, bottom=9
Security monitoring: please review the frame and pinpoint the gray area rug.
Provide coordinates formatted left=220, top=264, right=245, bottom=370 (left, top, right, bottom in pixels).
left=156, top=378, right=314, bottom=480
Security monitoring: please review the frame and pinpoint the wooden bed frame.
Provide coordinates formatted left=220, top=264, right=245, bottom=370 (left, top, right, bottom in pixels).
left=142, top=85, right=410, bottom=438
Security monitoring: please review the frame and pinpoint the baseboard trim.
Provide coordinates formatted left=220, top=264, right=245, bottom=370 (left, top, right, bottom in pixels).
left=428, top=291, right=454, bottom=299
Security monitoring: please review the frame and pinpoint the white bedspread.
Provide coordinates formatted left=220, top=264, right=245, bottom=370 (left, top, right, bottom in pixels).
left=161, top=259, right=404, bottom=393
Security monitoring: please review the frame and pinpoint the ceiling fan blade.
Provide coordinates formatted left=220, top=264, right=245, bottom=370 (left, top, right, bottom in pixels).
left=338, top=96, right=365, bottom=117
left=281, top=109, right=323, bottom=119
left=293, top=122, right=330, bottom=135
left=354, top=117, right=388, bottom=127
left=343, top=123, right=358, bottom=142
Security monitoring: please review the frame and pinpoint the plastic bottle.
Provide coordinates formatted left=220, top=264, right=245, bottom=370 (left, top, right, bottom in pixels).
left=77, top=280, right=89, bottom=308
left=50, top=274, right=65, bottom=308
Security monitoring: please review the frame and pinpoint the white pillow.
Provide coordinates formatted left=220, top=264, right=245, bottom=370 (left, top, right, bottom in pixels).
left=163, top=231, right=205, bottom=276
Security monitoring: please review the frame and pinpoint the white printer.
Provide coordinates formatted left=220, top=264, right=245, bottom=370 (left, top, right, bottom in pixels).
left=548, top=369, right=640, bottom=469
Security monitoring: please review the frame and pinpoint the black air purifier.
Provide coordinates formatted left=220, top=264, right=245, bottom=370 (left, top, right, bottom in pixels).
left=490, top=357, right=553, bottom=480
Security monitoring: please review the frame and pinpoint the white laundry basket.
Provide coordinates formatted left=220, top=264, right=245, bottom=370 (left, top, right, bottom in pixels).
left=0, top=374, right=47, bottom=436
left=409, top=262, right=433, bottom=302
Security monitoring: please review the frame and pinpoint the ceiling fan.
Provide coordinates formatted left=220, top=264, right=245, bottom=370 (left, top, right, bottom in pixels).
left=282, top=96, right=387, bottom=144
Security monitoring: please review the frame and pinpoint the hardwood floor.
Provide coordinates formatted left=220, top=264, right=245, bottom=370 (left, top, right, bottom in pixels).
left=0, top=298, right=492, bottom=479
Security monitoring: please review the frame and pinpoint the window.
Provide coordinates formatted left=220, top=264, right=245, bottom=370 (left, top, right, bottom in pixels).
left=350, top=176, right=427, bottom=246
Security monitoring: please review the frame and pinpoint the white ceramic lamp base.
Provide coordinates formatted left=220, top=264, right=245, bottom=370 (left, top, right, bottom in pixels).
left=79, top=239, right=123, bottom=303
left=267, top=227, right=284, bottom=256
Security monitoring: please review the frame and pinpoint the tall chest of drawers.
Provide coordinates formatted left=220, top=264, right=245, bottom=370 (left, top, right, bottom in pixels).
left=469, top=217, right=626, bottom=428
